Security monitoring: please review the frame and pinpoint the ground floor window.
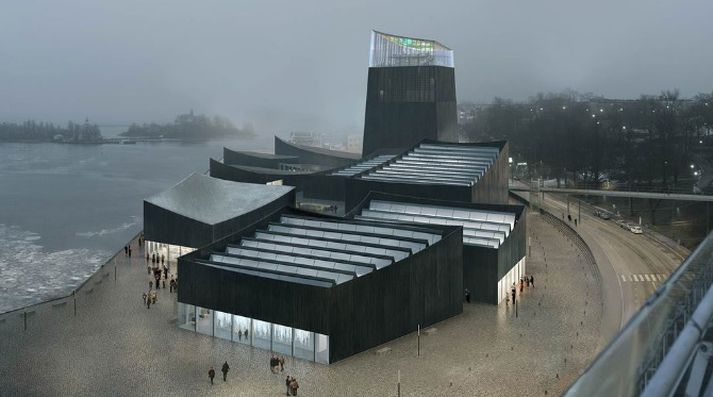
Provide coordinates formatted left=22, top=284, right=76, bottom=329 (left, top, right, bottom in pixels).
left=498, top=256, right=527, bottom=303
left=177, top=302, right=330, bottom=363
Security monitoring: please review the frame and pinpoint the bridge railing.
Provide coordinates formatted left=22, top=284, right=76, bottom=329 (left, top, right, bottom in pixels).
left=564, top=230, right=713, bottom=396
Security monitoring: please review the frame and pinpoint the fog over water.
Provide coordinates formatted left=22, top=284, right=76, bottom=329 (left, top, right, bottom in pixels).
left=1, top=1, right=712, bottom=134
left=0, top=136, right=270, bottom=313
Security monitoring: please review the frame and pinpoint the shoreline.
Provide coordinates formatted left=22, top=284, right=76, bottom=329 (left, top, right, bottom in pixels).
left=0, top=230, right=143, bottom=317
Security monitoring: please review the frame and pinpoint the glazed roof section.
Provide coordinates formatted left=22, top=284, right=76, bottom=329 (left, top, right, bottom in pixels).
left=144, top=173, right=294, bottom=225
left=369, top=30, right=454, bottom=68
left=330, top=154, right=396, bottom=177
left=355, top=200, right=516, bottom=249
left=359, top=143, right=500, bottom=187
left=197, top=215, right=442, bottom=288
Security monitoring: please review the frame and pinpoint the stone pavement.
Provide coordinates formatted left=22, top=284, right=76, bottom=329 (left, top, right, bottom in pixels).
left=0, top=212, right=602, bottom=396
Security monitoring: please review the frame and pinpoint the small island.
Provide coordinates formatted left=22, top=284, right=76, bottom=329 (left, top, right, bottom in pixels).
left=0, top=111, right=254, bottom=144
left=0, top=119, right=103, bottom=144
left=120, top=111, right=255, bottom=141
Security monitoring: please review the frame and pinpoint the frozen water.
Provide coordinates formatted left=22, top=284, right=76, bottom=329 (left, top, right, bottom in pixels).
left=0, top=224, right=109, bottom=313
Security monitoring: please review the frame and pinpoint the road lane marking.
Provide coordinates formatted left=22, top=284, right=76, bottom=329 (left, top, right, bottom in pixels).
left=620, top=274, right=627, bottom=282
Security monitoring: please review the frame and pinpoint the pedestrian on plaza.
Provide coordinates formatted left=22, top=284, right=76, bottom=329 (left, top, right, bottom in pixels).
left=464, top=288, right=471, bottom=303
left=147, top=264, right=151, bottom=275
left=142, top=292, right=147, bottom=304
left=169, top=277, right=175, bottom=293
left=147, top=296, right=151, bottom=309
left=511, top=286, right=516, bottom=305
left=163, top=264, right=168, bottom=279
left=221, top=361, right=230, bottom=382
left=128, top=247, right=132, bottom=257
left=208, top=366, right=215, bottom=385
left=151, top=253, right=155, bottom=264
left=155, top=273, right=161, bottom=289
left=146, top=252, right=149, bottom=262
left=530, top=275, right=535, bottom=288
left=124, top=245, right=127, bottom=256
left=568, top=214, right=572, bottom=222
left=519, top=279, right=524, bottom=293
left=149, top=280, right=153, bottom=289
left=525, top=276, right=530, bottom=288
left=244, top=329, right=248, bottom=341
left=279, top=356, right=285, bottom=372
left=289, top=377, right=299, bottom=396
left=575, top=218, right=578, bottom=226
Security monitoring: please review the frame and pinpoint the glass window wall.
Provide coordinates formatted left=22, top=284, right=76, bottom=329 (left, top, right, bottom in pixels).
left=176, top=302, right=329, bottom=363
left=293, top=329, right=314, bottom=361
left=315, top=333, right=329, bottom=364
left=196, top=307, right=213, bottom=336
left=233, top=315, right=251, bottom=345
left=272, top=324, right=293, bottom=355
left=177, top=303, right=196, bottom=332
left=252, top=319, right=272, bottom=350
left=214, top=311, right=232, bottom=340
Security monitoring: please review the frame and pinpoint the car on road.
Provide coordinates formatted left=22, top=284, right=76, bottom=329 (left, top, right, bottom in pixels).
left=599, top=212, right=611, bottom=220
left=629, top=225, right=643, bottom=234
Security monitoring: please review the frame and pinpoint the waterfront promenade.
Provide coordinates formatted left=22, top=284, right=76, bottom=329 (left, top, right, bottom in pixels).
left=0, top=212, right=602, bottom=396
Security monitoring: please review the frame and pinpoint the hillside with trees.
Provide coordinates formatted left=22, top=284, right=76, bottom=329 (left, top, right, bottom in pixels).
left=120, top=111, right=254, bottom=140
left=0, top=120, right=102, bottom=143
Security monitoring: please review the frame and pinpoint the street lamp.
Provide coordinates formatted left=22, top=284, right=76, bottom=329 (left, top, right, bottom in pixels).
left=691, top=164, right=696, bottom=169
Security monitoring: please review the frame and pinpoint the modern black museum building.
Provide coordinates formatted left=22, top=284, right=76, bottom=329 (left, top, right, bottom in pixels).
left=143, top=31, right=527, bottom=364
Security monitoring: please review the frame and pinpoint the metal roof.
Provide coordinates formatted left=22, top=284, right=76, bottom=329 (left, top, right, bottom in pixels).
left=360, top=143, right=499, bottom=187
left=356, top=200, right=516, bottom=249
left=144, top=173, right=294, bottom=225
left=197, top=215, right=442, bottom=287
left=330, top=154, right=396, bottom=177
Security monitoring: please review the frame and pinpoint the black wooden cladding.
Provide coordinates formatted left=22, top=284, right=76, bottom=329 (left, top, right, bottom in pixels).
left=209, top=159, right=347, bottom=202
left=274, top=136, right=358, bottom=169
left=362, top=66, right=458, bottom=157
left=143, top=189, right=295, bottom=249
left=223, top=147, right=299, bottom=168
left=178, top=206, right=463, bottom=363
left=346, top=191, right=527, bottom=305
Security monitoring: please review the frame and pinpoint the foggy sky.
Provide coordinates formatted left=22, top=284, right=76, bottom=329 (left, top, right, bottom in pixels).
left=1, top=0, right=712, bottom=135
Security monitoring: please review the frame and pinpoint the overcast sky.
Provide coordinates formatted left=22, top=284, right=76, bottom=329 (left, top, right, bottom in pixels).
left=1, top=0, right=712, bottom=134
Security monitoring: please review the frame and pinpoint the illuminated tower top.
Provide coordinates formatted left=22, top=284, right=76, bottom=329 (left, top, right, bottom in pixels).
left=368, top=30, right=454, bottom=68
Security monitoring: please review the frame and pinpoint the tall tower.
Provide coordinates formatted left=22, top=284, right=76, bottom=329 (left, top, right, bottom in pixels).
left=362, top=31, right=458, bottom=157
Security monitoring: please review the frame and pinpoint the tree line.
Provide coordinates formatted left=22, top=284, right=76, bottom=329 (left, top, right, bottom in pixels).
left=0, top=120, right=102, bottom=143
left=461, top=90, right=713, bottom=192
left=121, top=111, right=255, bottom=140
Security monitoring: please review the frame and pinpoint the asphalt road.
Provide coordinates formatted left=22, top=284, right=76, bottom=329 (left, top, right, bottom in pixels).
left=524, top=191, right=688, bottom=344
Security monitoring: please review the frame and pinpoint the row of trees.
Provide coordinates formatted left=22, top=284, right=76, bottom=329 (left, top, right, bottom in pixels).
left=0, top=120, right=102, bottom=143
left=462, top=90, right=713, bottom=191
left=121, top=111, right=255, bottom=140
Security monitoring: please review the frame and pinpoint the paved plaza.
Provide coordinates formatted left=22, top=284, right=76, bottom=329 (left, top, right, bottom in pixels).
left=0, top=212, right=602, bottom=396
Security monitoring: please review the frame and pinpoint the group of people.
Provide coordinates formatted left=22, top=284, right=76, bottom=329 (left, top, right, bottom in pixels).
left=270, top=355, right=285, bottom=373
left=207, top=361, right=230, bottom=385
left=285, top=375, right=299, bottom=396
left=508, top=274, right=535, bottom=305
left=123, top=245, right=132, bottom=257
left=142, top=290, right=157, bottom=309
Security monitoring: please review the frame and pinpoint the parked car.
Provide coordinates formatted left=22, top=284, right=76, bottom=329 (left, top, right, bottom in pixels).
left=629, top=225, right=643, bottom=234
left=599, top=212, right=611, bottom=220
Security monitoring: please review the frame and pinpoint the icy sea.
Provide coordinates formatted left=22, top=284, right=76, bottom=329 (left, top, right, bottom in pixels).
left=0, top=135, right=271, bottom=313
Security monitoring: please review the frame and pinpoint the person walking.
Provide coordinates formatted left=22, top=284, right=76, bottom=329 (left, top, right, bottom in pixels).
left=221, top=361, right=229, bottom=382
left=128, top=246, right=132, bottom=257
left=530, top=275, right=535, bottom=288
left=285, top=376, right=292, bottom=396
left=289, top=377, right=299, bottom=396
left=511, top=285, right=516, bottom=305
left=279, top=356, right=285, bottom=372
left=208, top=366, right=215, bottom=385
left=464, top=288, right=471, bottom=303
